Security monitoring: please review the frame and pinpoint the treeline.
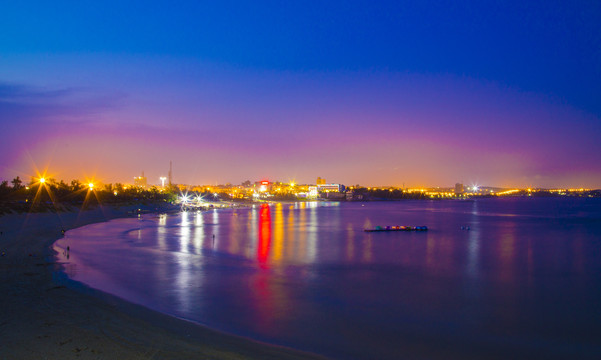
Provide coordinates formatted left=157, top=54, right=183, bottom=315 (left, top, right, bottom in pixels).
left=510, top=189, right=601, bottom=198
left=350, top=187, right=428, bottom=200
left=0, top=176, right=176, bottom=213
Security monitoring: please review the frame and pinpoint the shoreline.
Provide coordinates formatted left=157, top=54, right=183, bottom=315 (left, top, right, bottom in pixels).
left=0, top=204, right=326, bottom=359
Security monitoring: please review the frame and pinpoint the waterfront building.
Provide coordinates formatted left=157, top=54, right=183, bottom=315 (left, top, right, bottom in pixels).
left=317, top=183, right=345, bottom=192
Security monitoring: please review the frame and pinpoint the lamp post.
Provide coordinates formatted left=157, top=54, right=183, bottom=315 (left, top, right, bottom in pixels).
left=160, top=177, right=167, bottom=188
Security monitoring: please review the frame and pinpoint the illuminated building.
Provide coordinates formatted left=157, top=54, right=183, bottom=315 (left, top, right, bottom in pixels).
left=257, top=180, right=270, bottom=193
left=250, top=180, right=274, bottom=199
left=316, top=177, right=326, bottom=185
left=317, top=184, right=345, bottom=192
left=134, top=171, right=147, bottom=188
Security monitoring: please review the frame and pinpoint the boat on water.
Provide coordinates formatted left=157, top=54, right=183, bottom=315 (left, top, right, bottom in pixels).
left=364, top=225, right=428, bottom=232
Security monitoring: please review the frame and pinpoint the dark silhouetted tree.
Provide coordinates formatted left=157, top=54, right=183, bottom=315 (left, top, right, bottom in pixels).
left=11, top=176, right=22, bottom=190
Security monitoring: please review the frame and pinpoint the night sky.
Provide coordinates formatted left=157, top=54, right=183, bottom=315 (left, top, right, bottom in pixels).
left=1, top=1, right=600, bottom=188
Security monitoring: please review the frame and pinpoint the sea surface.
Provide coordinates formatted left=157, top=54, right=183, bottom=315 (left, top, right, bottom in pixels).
left=53, top=198, right=601, bottom=359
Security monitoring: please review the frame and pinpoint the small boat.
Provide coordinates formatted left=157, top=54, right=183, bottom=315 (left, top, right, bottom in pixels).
left=364, top=225, right=428, bottom=232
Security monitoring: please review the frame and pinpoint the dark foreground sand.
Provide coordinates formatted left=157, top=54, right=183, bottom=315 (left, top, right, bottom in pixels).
left=0, top=205, right=326, bottom=359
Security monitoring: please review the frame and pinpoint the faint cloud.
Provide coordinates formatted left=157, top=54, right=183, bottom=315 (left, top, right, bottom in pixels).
left=0, top=82, right=125, bottom=125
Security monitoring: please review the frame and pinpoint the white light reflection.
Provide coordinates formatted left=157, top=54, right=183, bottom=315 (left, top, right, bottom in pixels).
left=157, top=213, right=167, bottom=250
left=466, top=228, right=480, bottom=278
left=194, top=211, right=204, bottom=253
left=466, top=201, right=480, bottom=278
left=306, top=204, right=318, bottom=262
left=175, top=211, right=195, bottom=313
left=248, top=207, right=258, bottom=258
left=180, top=211, right=191, bottom=253
left=174, top=249, right=193, bottom=313
left=328, top=204, right=342, bottom=261
left=211, top=209, right=219, bottom=249
left=297, top=203, right=307, bottom=261
left=228, top=210, right=242, bottom=255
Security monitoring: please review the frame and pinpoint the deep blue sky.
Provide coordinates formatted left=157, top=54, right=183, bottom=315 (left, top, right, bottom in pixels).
left=1, top=1, right=600, bottom=187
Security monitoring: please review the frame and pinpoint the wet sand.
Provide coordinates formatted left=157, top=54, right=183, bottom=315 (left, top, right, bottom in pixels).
left=0, top=205, right=325, bottom=359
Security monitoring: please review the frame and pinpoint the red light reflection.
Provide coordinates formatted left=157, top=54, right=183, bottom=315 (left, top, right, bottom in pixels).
left=257, top=204, right=272, bottom=268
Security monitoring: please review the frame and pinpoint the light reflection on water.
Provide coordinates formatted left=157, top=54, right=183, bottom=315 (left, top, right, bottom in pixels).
left=54, top=199, right=601, bottom=359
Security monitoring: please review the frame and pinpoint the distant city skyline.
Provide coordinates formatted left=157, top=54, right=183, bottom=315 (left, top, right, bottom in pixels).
left=1, top=2, right=600, bottom=188
left=2, top=168, right=597, bottom=192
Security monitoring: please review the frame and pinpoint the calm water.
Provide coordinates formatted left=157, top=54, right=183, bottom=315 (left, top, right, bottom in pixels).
left=54, top=199, right=601, bottom=359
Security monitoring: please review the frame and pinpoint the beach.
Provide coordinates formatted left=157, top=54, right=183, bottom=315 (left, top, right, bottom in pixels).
left=0, top=205, right=325, bottom=360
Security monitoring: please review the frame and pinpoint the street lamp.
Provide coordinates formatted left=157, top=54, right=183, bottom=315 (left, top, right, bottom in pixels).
left=160, top=177, right=167, bottom=187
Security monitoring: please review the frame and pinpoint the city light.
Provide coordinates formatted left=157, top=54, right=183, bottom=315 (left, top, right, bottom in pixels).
left=496, top=189, right=520, bottom=195
left=11, top=167, right=600, bottom=204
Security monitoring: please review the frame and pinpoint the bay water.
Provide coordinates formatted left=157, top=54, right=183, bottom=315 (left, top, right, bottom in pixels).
left=53, top=198, right=601, bottom=359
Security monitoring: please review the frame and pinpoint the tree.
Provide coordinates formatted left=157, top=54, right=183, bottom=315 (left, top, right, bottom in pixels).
left=0, top=180, right=10, bottom=198
left=70, top=180, right=82, bottom=191
left=11, top=176, right=22, bottom=190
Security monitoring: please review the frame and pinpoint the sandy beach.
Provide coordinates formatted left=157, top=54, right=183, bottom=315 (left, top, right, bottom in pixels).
left=0, top=205, right=325, bottom=359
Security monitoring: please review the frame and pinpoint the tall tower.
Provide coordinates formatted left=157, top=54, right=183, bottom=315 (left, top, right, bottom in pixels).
left=168, top=161, right=172, bottom=186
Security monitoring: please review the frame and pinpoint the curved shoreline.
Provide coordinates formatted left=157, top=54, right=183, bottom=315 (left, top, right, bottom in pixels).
left=0, top=205, right=326, bottom=359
